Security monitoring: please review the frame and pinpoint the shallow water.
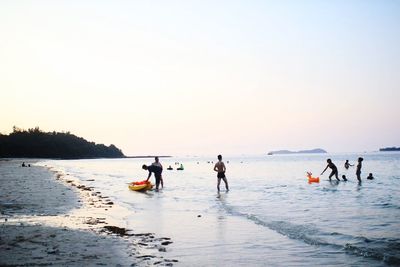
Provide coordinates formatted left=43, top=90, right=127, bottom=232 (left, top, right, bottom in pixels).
left=38, top=152, right=400, bottom=266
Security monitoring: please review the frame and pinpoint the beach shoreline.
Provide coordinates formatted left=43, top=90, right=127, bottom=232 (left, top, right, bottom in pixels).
left=0, top=159, right=177, bottom=266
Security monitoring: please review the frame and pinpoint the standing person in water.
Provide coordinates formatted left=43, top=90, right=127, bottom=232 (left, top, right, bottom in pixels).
left=143, top=163, right=162, bottom=191
left=344, top=160, right=353, bottom=169
left=152, top=156, right=163, bottom=188
left=356, top=157, right=363, bottom=183
left=214, top=155, right=229, bottom=192
left=321, top=159, right=340, bottom=181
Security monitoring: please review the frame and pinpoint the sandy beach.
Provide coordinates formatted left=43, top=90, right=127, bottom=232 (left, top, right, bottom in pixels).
left=0, top=159, right=177, bottom=266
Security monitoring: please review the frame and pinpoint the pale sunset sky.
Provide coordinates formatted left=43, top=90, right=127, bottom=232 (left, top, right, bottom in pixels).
left=1, top=1, right=399, bottom=156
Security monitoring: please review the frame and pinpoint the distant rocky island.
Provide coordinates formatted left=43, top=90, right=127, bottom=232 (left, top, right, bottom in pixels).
left=0, top=127, right=125, bottom=159
left=379, top=147, right=400, bottom=152
left=267, top=148, right=327, bottom=155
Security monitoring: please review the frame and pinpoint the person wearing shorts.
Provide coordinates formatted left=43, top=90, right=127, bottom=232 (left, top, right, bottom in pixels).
left=214, top=154, right=229, bottom=192
left=143, top=164, right=162, bottom=191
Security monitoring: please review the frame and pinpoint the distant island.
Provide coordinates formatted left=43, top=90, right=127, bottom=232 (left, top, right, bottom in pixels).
left=267, top=148, right=327, bottom=155
left=0, top=126, right=125, bottom=159
left=379, top=147, right=400, bottom=152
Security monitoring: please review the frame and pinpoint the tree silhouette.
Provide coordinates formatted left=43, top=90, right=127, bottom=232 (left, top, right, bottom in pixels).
left=0, top=127, right=125, bottom=159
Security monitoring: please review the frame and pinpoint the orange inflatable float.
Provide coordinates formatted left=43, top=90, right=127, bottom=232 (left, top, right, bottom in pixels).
left=307, top=172, right=319, bottom=183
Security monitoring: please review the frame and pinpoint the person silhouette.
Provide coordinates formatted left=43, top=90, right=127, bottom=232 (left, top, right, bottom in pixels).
left=143, top=163, right=162, bottom=191
left=213, top=155, right=229, bottom=192
left=321, top=159, right=340, bottom=181
left=344, top=160, right=353, bottom=169
left=152, top=157, right=163, bottom=188
left=356, top=157, right=364, bottom=182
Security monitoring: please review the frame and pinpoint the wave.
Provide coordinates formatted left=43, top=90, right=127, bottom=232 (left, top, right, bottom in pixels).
left=221, top=202, right=400, bottom=265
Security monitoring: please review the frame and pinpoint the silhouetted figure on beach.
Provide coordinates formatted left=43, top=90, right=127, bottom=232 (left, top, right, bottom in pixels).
left=21, top=162, right=26, bottom=167
left=356, top=157, right=363, bottom=183
left=152, top=157, right=163, bottom=188
left=167, top=165, right=173, bottom=170
left=321, top=159, right=340, bottom=181
left=344, top=160, right=353, bottom=169
left=342, top=175, right=348, bottom=181
left=214, top=155, right=229, bottom=192
left=143, top=164, right=162, bottom=191
left=367, top=173, right=374, bottom=180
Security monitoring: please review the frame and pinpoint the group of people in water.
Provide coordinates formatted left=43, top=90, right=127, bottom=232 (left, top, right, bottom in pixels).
left=142, top=155, right=229, bottom=192
left=21, top=162, right=31, bottom=167
left=142, top=155, right=373, bottom=192
left=321, top=157, right=374, bottom=183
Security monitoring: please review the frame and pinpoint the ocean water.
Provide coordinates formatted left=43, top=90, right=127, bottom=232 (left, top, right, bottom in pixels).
left=38, top=152, right=400, bottom=266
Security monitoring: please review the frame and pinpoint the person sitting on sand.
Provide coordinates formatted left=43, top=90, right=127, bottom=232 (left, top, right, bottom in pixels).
left=321, top=159, right=340, bottom=181
left=367, top=173, right=374, bottom=180
left=344, top=160, right=353, bottom=169
left=143, top=164, right=162, bottom=191
left=152, top=157, right=163, bottom=188
left=342, top=175, right=348, bottom=181
left=214, top=155, right=229, bottom=192
left=356, top=157, right=363, bottom=183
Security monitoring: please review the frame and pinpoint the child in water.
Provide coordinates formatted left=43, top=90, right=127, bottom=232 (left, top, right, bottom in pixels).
left=321, top=159, right=340, bottom=181
left=356, top=157, right=363, bottom=182
left=344, top=160, right=353, bottom=169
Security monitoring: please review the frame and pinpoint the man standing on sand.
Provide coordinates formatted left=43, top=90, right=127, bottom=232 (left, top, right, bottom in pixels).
left=214, top=154, right=229, bottom=192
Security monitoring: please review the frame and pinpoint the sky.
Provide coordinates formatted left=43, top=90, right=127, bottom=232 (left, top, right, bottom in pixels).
left=1, top=1, right=399, bottom=156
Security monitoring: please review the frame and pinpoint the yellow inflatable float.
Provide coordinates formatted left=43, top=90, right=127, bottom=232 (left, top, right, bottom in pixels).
left=128, top=180, right=153, bottom=191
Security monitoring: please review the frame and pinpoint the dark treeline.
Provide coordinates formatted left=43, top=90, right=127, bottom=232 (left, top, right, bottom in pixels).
left=0, top=127, right=125, bottom=159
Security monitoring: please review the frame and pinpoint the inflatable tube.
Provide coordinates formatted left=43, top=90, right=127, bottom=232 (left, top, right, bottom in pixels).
left=306, top=172, right=320, bottom=183
left=129, top=180, right=153, bottom=191
left=308, top=177, right=320, bottom=183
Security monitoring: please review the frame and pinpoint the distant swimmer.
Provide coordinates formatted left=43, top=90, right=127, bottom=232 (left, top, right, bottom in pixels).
left=214, top=155, right=229, bottom=192
left=356, top=157, right=363, bottom=183
left=367, top=173, right=374, bottom=180
left=344, top=160, right=354, bottom=169
left=342, top=175, right=348, bottom=181
left=177, top=164, right=184, bottom=170
left=21, top=162, right=26, bottom=167
left=321, top=159, right=340, bottom=181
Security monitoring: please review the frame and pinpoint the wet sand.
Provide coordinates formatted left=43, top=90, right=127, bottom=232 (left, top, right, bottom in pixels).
left=0, top=159, right=177, bottom=266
